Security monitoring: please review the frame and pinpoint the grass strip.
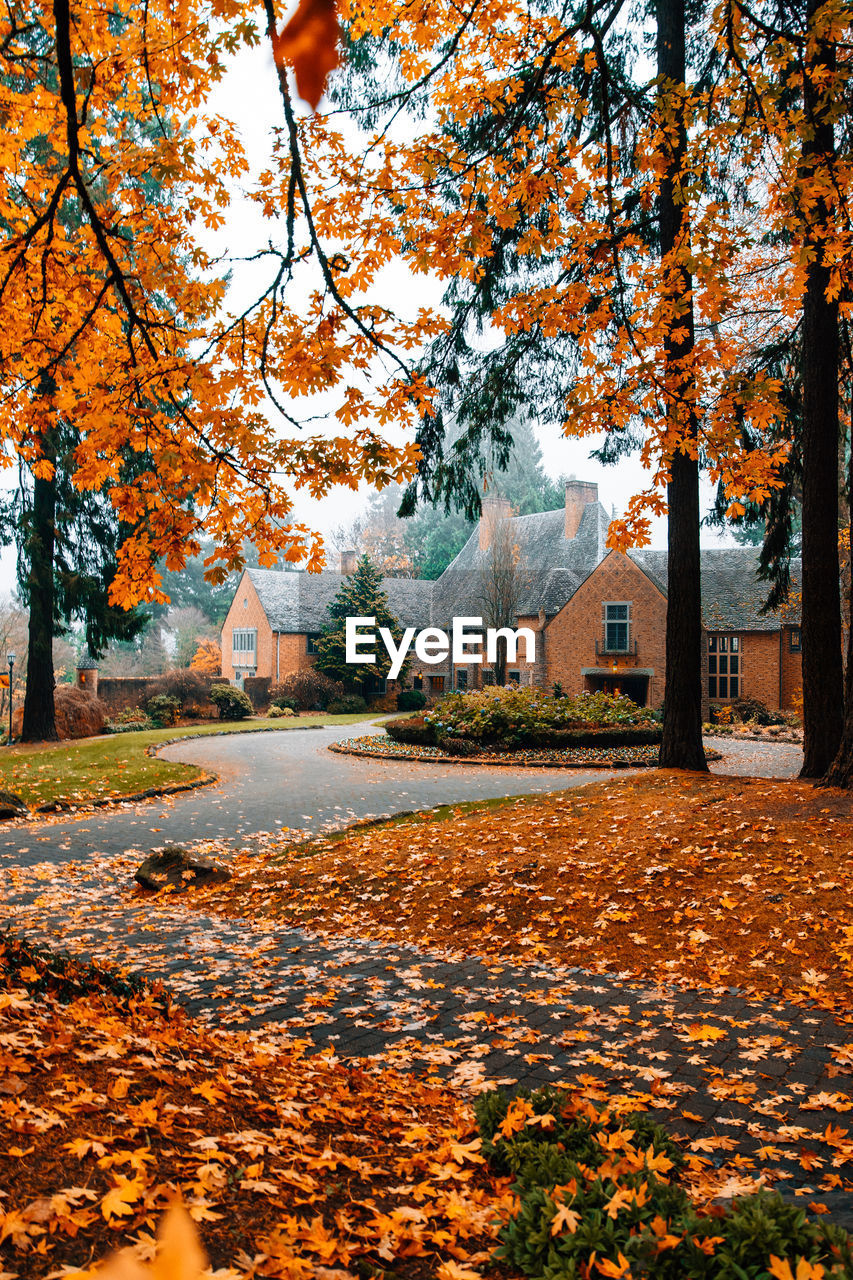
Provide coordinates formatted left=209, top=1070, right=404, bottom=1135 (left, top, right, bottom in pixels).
left=0, top=713, right=382, bottom=810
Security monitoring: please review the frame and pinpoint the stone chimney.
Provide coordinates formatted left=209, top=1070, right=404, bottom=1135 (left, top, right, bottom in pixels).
left=340, top=549, right=358, bottom=575
left=478, top=495, right=513, bottom=551
left=564, top=479, right=599, bottom=540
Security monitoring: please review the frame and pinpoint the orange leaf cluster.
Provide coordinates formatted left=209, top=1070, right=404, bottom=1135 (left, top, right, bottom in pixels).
left=0, top=950, right=516, bottom=1278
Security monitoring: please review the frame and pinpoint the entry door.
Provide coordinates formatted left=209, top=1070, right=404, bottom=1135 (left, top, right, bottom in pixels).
left=588, top=675, right=649, bottom=706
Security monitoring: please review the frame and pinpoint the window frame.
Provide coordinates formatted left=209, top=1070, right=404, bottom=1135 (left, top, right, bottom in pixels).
left=603, top=601, right=631, bottom=654
left=789, top=627, right=801, bottom=653
left=306, top=633, right=321, bottom=655
left=232, top=628, right=258, bottom=665
left=708, top=633, right=741, bottom=700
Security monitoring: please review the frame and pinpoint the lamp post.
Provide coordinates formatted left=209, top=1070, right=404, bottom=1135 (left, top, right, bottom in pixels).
left=6, top=652, right=15, bottom=745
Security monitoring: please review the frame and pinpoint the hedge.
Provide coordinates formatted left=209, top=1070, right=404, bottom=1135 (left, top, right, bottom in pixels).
left=386, top=715, right=662, bottom=751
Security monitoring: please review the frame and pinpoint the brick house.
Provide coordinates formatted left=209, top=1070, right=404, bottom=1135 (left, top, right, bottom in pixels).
left=220, top=481, right=802, bottom=711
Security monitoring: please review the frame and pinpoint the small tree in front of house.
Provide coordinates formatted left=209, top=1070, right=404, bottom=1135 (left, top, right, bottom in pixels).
left=315, top=555, right=409, bottom=695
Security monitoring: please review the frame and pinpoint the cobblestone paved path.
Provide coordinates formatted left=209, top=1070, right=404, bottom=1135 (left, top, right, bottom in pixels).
left=7, top=727, right=849, bottom=1209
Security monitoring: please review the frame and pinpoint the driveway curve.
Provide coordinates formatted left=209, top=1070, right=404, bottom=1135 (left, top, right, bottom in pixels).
left=0, top=724, right=801, bottom=868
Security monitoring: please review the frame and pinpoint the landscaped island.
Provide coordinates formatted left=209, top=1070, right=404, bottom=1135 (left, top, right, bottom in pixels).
left=387, top=687, right=661, bottom=754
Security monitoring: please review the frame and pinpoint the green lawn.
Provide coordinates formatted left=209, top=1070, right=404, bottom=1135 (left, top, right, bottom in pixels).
left=0, top=714, right=386, bottom=811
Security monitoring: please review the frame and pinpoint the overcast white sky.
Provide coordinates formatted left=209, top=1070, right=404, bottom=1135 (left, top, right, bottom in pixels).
left=0, top=33, right=734, bottom=602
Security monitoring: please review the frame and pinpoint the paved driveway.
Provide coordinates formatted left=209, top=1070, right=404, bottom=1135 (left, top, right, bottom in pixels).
left=0, top=725, right=802, bottom=868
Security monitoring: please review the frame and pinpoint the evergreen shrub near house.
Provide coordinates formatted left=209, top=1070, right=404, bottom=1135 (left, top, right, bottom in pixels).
left=397, top=688, right=427, bottom=712
left=387, top=687, right=661, bottom=751
left=327, top=694, right=368, bottom=714
left=270, top=671, right=343, bottom=711
left=149, top=669, right=212, bottom=718
left=106, top=705, right=153, bottom=733
left=145, top=693, right=181, bottom=728
left=476, top=1086, right=853, bottom=1280
left=209, top=683, right=253, bottom=720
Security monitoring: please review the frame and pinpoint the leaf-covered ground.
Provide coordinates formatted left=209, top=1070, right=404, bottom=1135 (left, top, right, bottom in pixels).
left=3, top=768, right=853, bottom=1276
left=198, top=771, right=853, bottom=1015
left=0, top=940, right=518, bottom=1279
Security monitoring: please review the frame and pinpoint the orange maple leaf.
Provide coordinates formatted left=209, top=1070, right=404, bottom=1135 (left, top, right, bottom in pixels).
left=273, top=0, right=340, bottom=110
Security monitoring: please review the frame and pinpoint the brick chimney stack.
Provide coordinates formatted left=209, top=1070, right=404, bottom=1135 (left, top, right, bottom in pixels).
left=478, top=495, right=513, bottom=551
left=564, top=479, right=599, bottom=540
left=340, top=549, right=358, bottom=575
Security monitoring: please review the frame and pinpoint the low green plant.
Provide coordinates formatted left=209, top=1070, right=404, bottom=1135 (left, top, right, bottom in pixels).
left=209, top=683, right=254, bottom=721
left=327, top=694, right=367, bottom=714
left=397, top=688, right=427, bottom=712
left=476, top=1087, right=853, bottom=1280
left=146, top=693, right=181, bottom=728
left=114, top=705, right=149, bottom=725
left=387, top=687, right=659, bottom=751
left=271, top=694, right=298, bottom=712
left=268, top=704, right=296, bottom=718
left=107, top=706, right=154, bottom=733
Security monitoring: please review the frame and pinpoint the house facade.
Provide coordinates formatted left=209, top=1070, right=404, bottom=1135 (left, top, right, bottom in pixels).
left=220, top=480, right=802, bottom=711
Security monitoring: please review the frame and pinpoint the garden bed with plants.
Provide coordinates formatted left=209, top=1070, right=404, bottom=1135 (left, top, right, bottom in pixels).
left=386, top=687, right=662, bottom=752
left=703, top=698, right=802, bottom=744
left=331, top=733, right=666, bottom=767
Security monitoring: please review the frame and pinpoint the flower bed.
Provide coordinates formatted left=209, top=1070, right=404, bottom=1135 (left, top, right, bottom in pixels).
left=330, top=733, right=665, bottom=767
left=387, top=686, right=661, bottom=752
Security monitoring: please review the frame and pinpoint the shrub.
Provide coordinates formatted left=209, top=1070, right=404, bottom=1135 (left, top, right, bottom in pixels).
left=387, top=688, right=659, bottom=751
left=52, top=687, right=107, bottom=739
left=476, top=1086, right=853, bottom=1280
left=397, top=688, right=427, bottom=712
left=268, top=704, right=295, bottom=718
left=385, top=714, right=434, bottom=746
left=327, top=694, right=367, bottom=714
left=113, top=705, right=149, bottom=726
left=146, top=693, right=181, bottom=728
left=731, top=696, right=786, bottom=727
left=270, top=694, right=298, bottom=712
left=269, top=671, right=344, bottom=712
left=149, top=669, right=212, bottom=717
left=209, top=683, right=254, bottom=720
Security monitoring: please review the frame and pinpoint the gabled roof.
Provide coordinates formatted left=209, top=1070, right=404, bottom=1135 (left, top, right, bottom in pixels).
left=431, top=502, right=611, bottom=622
left=240, top=507, right=800, bottom=637
left=630, top=549, right=801, bottom=630
left=246, top=568, right=433, bottom=632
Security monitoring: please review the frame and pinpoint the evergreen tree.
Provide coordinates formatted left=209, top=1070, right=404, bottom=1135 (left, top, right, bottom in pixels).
left=315, top=556, right=409, bottom=692
left=0, top=409, right=149, bottom=740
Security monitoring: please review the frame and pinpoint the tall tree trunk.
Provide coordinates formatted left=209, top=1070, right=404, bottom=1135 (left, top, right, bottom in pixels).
left=656, top=0, right=707, bottom=772
left=823, top=386, right=853, bottom=786
left=21, top=402, right=58, bottom=743
left=800, top=0, right=844, bottom=779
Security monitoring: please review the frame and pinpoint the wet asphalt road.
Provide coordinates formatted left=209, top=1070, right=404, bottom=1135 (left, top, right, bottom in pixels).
left=0, top=724, right=802, bottom=867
